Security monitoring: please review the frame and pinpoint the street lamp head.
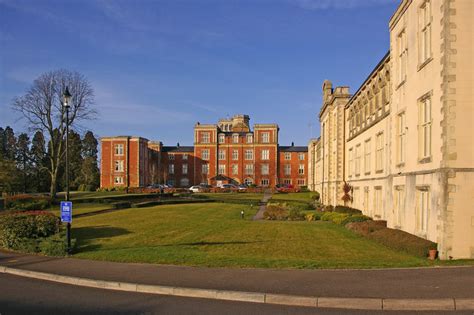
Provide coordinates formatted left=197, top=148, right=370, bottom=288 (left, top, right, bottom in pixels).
left=63, top=86, right=72, bottom=108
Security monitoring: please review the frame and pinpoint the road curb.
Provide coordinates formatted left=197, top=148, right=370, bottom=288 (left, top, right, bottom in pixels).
left=1, top=266, right=473, bottom=311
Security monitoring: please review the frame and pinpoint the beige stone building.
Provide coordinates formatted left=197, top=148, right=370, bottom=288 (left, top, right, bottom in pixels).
left=308, top=0, right=473, bottom=259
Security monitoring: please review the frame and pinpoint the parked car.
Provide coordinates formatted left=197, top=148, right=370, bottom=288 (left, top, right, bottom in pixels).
left=237, top=184, right=248, bottom=191
left=189, top=185, right=202, bottom=193
left=221, top=184, right=237, bottom=189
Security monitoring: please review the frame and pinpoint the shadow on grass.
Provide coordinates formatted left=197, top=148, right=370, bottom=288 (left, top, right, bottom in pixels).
left=73, top=225, right=131, bottom=252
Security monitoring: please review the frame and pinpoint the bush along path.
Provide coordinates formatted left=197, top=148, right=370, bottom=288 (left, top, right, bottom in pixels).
left=253, top=190, right=272, bottom=220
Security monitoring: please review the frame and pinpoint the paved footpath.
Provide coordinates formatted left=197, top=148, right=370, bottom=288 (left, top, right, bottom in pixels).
left=252, top=190, right=272, bottom=220
left=1, top=250, right=474, bottom=311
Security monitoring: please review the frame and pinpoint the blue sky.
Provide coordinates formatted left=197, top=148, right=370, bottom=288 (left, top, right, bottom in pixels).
left=0, top=0, right=399, bottom=146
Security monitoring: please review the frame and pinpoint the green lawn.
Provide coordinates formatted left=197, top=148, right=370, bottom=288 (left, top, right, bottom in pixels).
left=72, top=202, right=433, bottom=269
left=271, top=192, right=315, bottom=203
left=48, top=202, right=113, bottom=216
left=194, top=192, right=263, bottom=204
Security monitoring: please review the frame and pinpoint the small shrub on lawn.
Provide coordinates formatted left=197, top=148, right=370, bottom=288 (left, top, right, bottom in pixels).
left=263, top=204, right=289, bottom=220
left=368, top=228, right=437, bottom=258
left=323, top=205, right=334, bottom=212
left=288, top=209, right=305, bottom=221
left=321, top=212, right=349, bottom=224
left=311, top=192, right=320, bottom=201
left=346, top=220, right=388, bottom=236
left=340, top=214, right=372, bottom=226
left=0, top=211, right=60, bottom=249
left=334, top=205, right=362, bottom=215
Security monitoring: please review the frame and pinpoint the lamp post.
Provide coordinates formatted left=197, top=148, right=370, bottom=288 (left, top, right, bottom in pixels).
left=63, top=86, right=72, bottom=254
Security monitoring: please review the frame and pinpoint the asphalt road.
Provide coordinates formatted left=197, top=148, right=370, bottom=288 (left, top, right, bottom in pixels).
left=0, top=274, right=471, bottom=315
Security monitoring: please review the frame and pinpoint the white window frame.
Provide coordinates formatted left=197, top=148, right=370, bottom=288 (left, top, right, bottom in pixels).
left=201, top=164, right=209, bottom=175
left=355, top=144, right=361, bottom=176
left=232, top=134, right=239, bottom=144
left=397, top=29, right=407, bottom=85
left=245, top=149, right=253, bottom=160
left=261, top=149, right=269, bottom=160
left=298, top=164, right=304, bottom=175
left=394, top=186, right=405, bottom=227
left=232, top=149, right=238, bottom=160
left=169, top=154, right=175, bottom=161
left=182, top=164, right=188, bottom=175
left=201, top=132, right=210, bottom=144
left=218, top=149, right=226, bottom=160
left=218, top=164, right=226, bottom=175
left=418, top=0, right=432, bottom=65
left=261, top=164, right=269, bottom=175
left=376, top=132, right=384, bottom=171
left=261, top=179, right=269, bottom=186
left=114, top=144, right=124, bottom=156
left=284, top=152, right=291, bottom=160
left=397, top=112, right=406, bottom=164
left=201, top=149, right=210, bottom=161
left=364, top=139, right=371, bottom=174
left=114, top=160, right=124, bottom=172
left=114, top=176, right=124, bottom=184
left=298, top=153, right=305, bottom=160
left=261, top=132, right=270, bottom=143
left=418, top=96, right=432, bottom=160
left=218, top=134, right=225, bottom=144
left=245, top=164, right=254, bottom=175
left=182, top=154, right=188, bottom=160
left=246, top=134, right=253, bottom=144
left=232, top=164, right=238, bottom=175
left=169, top=164, right=174, bottom=174
left=416, top=187, right=430, bottom=233
left=284, top=164, right=291, bottom=176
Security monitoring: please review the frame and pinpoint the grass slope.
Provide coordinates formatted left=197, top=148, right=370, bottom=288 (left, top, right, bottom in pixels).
left=72, top=202, right=429, bottom=269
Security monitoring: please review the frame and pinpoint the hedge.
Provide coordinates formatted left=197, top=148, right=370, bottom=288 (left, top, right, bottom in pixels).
left=5, top=195, right=51, bottom=210
left=133, top=199, right=214, bottom=208
left=334, top=205, right=362, bottom=215
left=368, top=228, right=437, bottom=258
left=0, top=211, right=60, bottom=249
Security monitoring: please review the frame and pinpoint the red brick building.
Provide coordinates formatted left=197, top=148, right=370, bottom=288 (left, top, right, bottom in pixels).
left=100, top=115, right=308, bottom=188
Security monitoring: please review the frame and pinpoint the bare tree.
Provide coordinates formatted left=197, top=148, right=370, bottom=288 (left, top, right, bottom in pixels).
left=12, top=69, right=96, bottom=198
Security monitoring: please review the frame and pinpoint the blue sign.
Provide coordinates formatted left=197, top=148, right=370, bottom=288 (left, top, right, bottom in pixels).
left=60, top=201, right=73, bottom=223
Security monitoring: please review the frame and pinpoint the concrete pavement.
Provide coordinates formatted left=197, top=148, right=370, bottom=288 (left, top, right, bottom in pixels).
left=1, top=250, right=474, bottom=311
left=252, top=190, right=272, bottom=220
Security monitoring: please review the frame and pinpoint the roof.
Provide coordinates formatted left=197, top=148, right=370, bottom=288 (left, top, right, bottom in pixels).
left=162, top=146, right=194, bottom=153
left=210, top=175, right=233, bottom=181
left=279, top=146, right=308, bottom=152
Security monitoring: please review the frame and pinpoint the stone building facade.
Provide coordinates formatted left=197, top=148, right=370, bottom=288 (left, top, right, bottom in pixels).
left=308, top=0, right=473, bottom=259
left=101, top=114, right=308, bottom=189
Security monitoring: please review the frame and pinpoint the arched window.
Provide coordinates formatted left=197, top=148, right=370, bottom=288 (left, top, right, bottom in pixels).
left=180, top=178, right=189, bottom=187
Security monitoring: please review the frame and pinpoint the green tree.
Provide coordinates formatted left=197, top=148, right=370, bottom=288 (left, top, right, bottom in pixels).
left=12, top=69, right=96, bottom=198
left=16, top=133, right=32, bottom=192
left=80, top=131, right=100, bottom=190
left=60, top=130, right=83, bottom=190
left=31, top=130, right=50, bottom=192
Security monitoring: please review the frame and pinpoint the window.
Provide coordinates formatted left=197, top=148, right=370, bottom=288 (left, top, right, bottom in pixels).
left=114, top=144, right=124, bottom=156
left=244, top=178, right=253, bottom=185
left=169, top=164, right=174, bottom=174
left=218, top=165, right=226, bottom=175
left=261, top=132, right=270, bottom=143
left=376, top=133, right=384, bottom=171
left=232, top=150, right=238, bottom=160
left=114, top=160, right=124, bottom=172
left=218, top=149, right=226, bottom=160
left=363, top=187, right=370, bottom=215
left=182, top=164, right=188, bottom=175
left=201, top=164, right=209, bottom=175
left=419, top=1, right=431, bottom=64
left=261, top=149, right=269, bottom=160
left=201, top=132, right=210, bottom=144
left=169, top=154, right=175, bottom=161
left=167, top=179, right=174, bottom=187
left=348, top=148, right=354, bottom=177
left=298, top=164, right=304, bottom=175
left=182, top=154, right=188, bottom=160
left=397, top=112, right=406, bottom=164
left=246, top=134, right=253, bottom=143
left=245, top=149, right=253, bottom=160
left=364, top=139, right=371, bottom=174
left=283, top=179, right=291, bottom=185
left=297, top=179, right=305, bottom=186
left=245, top=164, right=254, bottom=175
left=261, top=179, right=269, bottom=186
left=298, top=153, right=305, bottom=160
left=232, top=164, right=238, bottom=175
left=418, top=96, right=432, bottom=160
left=355, top=144, right=361, bottom=175
left=114, top=176, right=124, bottom=184
left=284, top=164, right=291, bottom=176
left=397, top=29, right=407, bottom=84
left=284, top=152, right=291, bottom=160
left=374, top=187, right=383, bottom=218
left=201, top=149, right=209, bottom=160
left=416, top=187, right=430, bottom=233
left=232, top=134, right=239, bottom=144
left=218, top=134, right=225, bottom=144
left=394, top=186, right=405, bottom=227
left=261, top=164, right=269, bottom=175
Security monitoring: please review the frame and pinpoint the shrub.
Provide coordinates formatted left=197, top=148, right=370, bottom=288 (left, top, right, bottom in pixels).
left=39, top=232, right=76, bottom=256
left=368, top=228, right=437, bottom=258
left=311, top=192, right=320, bottom=201
left=288, top=209, right=305, bottom=221
left=0, top=211, right=60, bottom=249
left=334, top=206, right=362, bottom=215
left=299, top=186, right=309, bottom=192
left=263, top=204, right=288, bottom=220
left=5, top=195, right=50, bottom=211
left=340, top=214, right=372, bottom=226
left=345, top=220, right=387, bottom=236
left=323, top=205, right=334, bottom=212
